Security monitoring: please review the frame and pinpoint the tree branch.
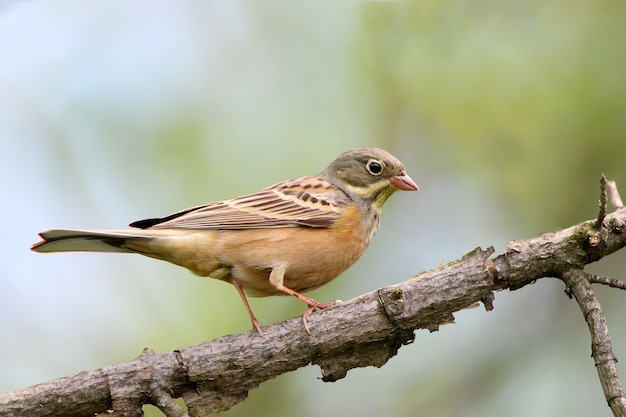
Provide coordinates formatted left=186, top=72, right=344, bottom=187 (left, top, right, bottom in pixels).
left=562, top=269, right=626, bottom=416
left=588, top=273, right=626, bottom=290
left=2, top=183, right=626, bottom=417
left=608, top=179, right=625, bottom=210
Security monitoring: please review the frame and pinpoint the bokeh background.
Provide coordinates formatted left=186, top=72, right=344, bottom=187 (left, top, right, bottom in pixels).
left=2, top=1, right=626, bottom=416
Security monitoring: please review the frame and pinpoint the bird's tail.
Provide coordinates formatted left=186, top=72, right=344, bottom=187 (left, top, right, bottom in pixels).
left=31, top=229, right=162, bottom=253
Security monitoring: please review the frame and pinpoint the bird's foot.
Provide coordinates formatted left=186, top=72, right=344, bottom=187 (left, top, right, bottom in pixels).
left=301, top=299, right=340, bottom=334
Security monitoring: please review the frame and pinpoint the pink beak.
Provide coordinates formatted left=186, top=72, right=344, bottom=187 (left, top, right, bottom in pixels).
left=390, top=171, right=419, bottom=191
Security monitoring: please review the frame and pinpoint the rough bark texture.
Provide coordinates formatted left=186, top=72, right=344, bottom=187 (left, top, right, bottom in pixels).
left=1, top=192, right=625, bottom=417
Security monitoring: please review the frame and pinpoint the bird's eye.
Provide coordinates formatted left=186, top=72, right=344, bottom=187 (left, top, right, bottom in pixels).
left=366, top=159, right=383, bottom=175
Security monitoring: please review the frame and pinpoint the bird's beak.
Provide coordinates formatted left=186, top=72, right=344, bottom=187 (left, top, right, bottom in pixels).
left=390, top=172, right=419, bottom=191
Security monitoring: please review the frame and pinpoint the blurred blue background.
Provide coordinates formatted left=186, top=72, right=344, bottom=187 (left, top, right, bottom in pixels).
left=1, top=1, right=625, bottom=416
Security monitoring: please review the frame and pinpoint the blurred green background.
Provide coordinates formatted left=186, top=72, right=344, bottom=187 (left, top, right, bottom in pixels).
left=2, top=1, right=625, bottom=416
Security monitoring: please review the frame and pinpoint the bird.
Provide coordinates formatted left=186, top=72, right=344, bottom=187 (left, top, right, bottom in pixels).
left=31, top=147, right=418, bottom=334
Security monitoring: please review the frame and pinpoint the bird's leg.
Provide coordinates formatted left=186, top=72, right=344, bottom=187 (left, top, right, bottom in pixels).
left=231, top=276, right=264, bottom=335
left=269, top=266, right=337, bottom=333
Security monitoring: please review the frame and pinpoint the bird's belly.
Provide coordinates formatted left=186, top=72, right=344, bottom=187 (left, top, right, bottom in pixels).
left=215, top=213, right=368, bottom=296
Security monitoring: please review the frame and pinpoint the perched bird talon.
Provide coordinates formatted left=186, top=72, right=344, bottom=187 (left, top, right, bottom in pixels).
left=301, top=299, right=338, bottom=334
left=31, top=147, right=418, bottom=334
left=302, top=311, right=313, bottom=335
left=251, top=318, right=265, bottom=336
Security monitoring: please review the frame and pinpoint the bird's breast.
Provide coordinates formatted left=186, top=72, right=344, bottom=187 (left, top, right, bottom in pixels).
left=214, top=204, right=370, bottom=296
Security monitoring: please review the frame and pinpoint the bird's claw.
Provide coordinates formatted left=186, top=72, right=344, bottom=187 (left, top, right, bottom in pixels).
left=301, top=299, right=339, bottom=334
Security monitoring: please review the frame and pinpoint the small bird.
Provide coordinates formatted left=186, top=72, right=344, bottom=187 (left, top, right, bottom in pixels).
left=32, top=147, right=418, bottom=334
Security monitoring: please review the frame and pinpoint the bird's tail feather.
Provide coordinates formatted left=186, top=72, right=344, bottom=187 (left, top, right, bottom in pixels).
left=31, top=229, right=159, bottom=253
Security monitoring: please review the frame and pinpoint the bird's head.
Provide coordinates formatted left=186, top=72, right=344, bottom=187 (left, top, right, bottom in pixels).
left=322, top=147, right=418, bottom=208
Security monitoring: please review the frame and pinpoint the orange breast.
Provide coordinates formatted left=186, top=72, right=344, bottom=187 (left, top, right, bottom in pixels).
left=212, top=204, right=368, bottom=296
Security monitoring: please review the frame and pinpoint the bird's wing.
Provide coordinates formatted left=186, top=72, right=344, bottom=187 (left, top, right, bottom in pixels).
left=130, top=176, right=351, bottom=230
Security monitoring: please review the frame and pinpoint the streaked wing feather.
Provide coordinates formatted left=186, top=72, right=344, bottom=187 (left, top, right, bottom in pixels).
left=141, top=176, right=349, bottom=230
